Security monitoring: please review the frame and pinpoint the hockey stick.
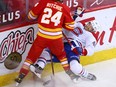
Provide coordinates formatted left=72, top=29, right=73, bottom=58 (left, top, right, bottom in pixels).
left=43, top=52, right=55, bottom=87
left=31, top=65, right=52, bottom=87
left=62, top=32, right=75, bottom=50
left=50, top=53, right=55, bottom=75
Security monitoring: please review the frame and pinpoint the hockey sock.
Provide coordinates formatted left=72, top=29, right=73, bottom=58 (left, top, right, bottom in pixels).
left=19, top=59, right=33, bottom=77
left=70, top=60, right=88, bottom=77
left=36, top=57, right=47, bottom=69
left=79, top=68, right=88, bottom=77
left=60, top=57, right=70, bottom=71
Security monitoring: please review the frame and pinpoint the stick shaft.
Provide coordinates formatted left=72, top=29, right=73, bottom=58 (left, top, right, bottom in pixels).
left=49, top=53, right=55, bottom=75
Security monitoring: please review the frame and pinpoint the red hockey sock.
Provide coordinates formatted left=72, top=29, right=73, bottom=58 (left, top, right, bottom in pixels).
left=60, top=57, right=70, bottom=71
left=19, top=67, right=29, bottom=76
left=19, top=59, right=33, bottom=76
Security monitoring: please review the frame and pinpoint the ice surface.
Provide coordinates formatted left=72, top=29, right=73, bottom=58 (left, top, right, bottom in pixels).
left=4, top=58, right=116, bottom=87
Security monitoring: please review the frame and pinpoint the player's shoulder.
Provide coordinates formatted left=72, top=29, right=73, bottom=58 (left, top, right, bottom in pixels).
left=74, top=22, right=85, bottom=30
left=62, top=3, right=70, bottom=11
left=53, top=2, right=70, bottom=12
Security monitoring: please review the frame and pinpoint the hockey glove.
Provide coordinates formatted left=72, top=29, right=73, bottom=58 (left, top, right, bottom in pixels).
left=72, top=47, right=87, bottom=56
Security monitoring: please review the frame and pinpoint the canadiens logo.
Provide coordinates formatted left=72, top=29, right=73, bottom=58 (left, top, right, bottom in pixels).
left=0, top=27, right=34, bottom=63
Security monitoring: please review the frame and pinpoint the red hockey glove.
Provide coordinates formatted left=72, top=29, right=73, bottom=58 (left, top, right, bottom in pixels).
left=72, top=46, right=87, bottom=56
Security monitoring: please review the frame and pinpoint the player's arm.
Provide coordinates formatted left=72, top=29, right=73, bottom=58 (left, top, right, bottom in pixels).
left=63, top=6, right=74, bottom=31
left=70, top=40, right=96, bottom=56
left=70, top=40, right=87, bottom=56
left=28, top=3, right=39, bottom=20
left=28, top=0, right=44, bottom=20
left=84, top=42, right=95, bottom=56
left=84, top=36, right=96, bottom=56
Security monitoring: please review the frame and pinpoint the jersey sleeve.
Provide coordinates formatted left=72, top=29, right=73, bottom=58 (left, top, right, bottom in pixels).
left=28, top=0, right=45, bottom=20
left=63, top=6, right=74, bottom=31
left=85, top=33, right=96, bottom=56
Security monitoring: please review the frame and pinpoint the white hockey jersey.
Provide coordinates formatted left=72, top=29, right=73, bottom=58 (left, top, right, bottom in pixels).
left=63, top=22, right=97, bottom=56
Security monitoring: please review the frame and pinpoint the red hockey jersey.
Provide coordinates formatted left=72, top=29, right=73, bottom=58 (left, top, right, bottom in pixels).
left=28, top=0, right=74, bottom=39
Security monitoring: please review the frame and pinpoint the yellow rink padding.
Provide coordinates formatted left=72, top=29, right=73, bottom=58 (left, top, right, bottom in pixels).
left=0, top=72, right=18, bottom=86
left=0, top=48, right=116, bottom=86
left=0, top=72, right=34, bottom=87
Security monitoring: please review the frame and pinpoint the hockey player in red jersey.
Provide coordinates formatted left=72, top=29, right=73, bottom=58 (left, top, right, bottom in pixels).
left=15, top=0, right=74, bottom=86
left=30, top=6, right=97, bottom=83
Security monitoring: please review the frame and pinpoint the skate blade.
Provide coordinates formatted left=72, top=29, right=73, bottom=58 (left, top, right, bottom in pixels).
left=33, top=71, right=41, bottom=78
left=15, top=82, right=19, bottom=87
left=43, top=80, right=51, bottom=86
left=30, top=65, right=41, bottom=78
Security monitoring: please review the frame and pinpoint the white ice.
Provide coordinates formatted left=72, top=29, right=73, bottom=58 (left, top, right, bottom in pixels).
left=4, top=58, right=116, bottom=87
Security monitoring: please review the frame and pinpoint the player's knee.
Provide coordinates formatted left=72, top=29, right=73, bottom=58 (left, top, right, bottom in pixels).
left=70, top=60, right=83, bottom=74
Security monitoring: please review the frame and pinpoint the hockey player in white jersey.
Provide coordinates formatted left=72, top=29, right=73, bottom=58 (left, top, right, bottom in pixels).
left=30, top=6, right=97, bottom=82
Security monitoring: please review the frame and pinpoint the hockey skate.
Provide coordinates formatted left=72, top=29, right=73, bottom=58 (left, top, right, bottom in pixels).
left=65, top=70, right=80, bottom=83
left=70, top=75, right=80, bottom=83
left=30, top=64, right=43, bottom=78
left=15, top=73, right=25, bottom=86
left=81, top=73, right=97, bottom=81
